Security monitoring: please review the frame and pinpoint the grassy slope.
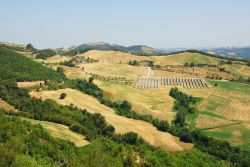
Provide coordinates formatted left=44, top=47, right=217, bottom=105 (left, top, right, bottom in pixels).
left=151, top=52, right=222, bottom=66
left=0, top=99, right=89, bottom=147
left=29, top=88, right=193, bottom=151
left=21, top=117, right=89, bottom=147
left=95, top=80, right=176, bottom=121
left=192, top=80, right=250, bottom=146
left=224, top=64, right=250, bottom=78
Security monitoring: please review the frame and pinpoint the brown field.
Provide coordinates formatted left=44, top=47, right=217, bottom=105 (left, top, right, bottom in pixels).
left=0, top=99, right=19, bottom=112
left=81, top=50, right=150, bottom=64
left=45, top=55, right=70, bottom=64
left=224, top=64, right=250, bottom=78
left=195, top=114, right=235, bottom=129
left=30, top=88, right=193, bottom=151
left=95, top=80, right=176, bottom=121
left=151, top=52, right=221, bottom=66
left=17, top=81, right=44, bottom=88
left=83, top=62, right=147, bottom=80
left=21, top=117, right=89, bottom=147
left=197, top=88, right=250, bottom=121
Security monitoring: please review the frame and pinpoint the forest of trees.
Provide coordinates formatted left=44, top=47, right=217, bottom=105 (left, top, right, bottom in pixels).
left=0, top=46, right=65, bottom=82
left=0, top=46, right=250, bottom=166
left=35, top=49, right=56, bottom=59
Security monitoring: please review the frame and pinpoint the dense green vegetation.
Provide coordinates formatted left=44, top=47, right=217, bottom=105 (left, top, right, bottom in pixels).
left=0, top=46, right=65, bottom=82
left=26, top=43, right=36, bottom=51
left=59, top=92, right=67, bottom=99
left=0, top=109, right=232, bottom=167
left=207, top=79, right=250, bottom=93
left=0, top=43, right=28, bottom=52
left=62, top=48, right=91, bottom=56
left=169, top=87, right=199, bottom=127
left=128, top=60, right=140, bottom=66
left=35, top=49, right=56, bottom=59
left=60, top=59, right=76, bottom=67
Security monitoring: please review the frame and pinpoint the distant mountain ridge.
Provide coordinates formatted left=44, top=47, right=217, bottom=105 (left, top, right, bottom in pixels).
left=62, top=42, right=160, bottom=55
left=202, top=47, right=250, bottom=60
left=64, top=42, right=250, bottom=60
left=1, top=41, right=250, bottom=60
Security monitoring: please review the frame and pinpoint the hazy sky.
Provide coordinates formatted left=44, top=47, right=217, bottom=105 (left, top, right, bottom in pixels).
left=1, top=0, right=250, bottom=49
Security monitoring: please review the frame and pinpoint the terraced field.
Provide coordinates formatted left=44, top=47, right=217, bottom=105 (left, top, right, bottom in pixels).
left=30, top=88, right=193, bottom=151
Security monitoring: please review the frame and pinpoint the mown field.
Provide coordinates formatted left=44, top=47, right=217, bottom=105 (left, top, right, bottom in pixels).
left=21, top=117, right=89, bottom=147
left=181, top=80, right=250, bottom=146
left=30, top=88, right=193, bottom=151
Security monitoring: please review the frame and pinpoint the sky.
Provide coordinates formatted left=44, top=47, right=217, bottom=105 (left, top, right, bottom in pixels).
left=0, top=0, right=250, bottom=49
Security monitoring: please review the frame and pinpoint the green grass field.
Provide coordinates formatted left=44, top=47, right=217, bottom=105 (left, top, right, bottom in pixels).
left=207, top=79, right=250, bottom=94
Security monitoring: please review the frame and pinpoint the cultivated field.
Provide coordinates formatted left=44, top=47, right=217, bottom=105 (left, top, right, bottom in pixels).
left=83, top=62, right=147, bottom=80
left=45, top=55, right=70, bottom=64
left=0, top=99, right=19, bottom=112
left=151, top=52, right=221, bottom=66
left=30, top=88, right=193, bottom=151
left=95, top=80, right=176, bottom=121
left=224, top=64, right=250, bottom=79
left=81, top=50, right=150, bottom=64
left=181, top=80, right=250, bottom=145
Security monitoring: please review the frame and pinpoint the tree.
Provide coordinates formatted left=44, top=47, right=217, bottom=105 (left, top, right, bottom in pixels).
left=122, top=132, right=138, bottom=145
left=57, top=67, right=64, bottom=75
left=189, top=62, right=195, bottom=67
left=120, top=100, right=132, bottom=111
left=89, top=77, right=94, bottom=83
left=247, top=61, right=250, bottom=67
left=219, top=66, right=225, bottom=72
left=59, top=92, right=66, bottom=99
left=26, top=43, right=35, bottom=51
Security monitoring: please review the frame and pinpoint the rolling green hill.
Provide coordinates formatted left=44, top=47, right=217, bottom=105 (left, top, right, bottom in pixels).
left=1, top=46, right=250, bottom=166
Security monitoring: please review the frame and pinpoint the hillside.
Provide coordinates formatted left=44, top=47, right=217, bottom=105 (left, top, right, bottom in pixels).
left=1, top=46, right=250, bottom=166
